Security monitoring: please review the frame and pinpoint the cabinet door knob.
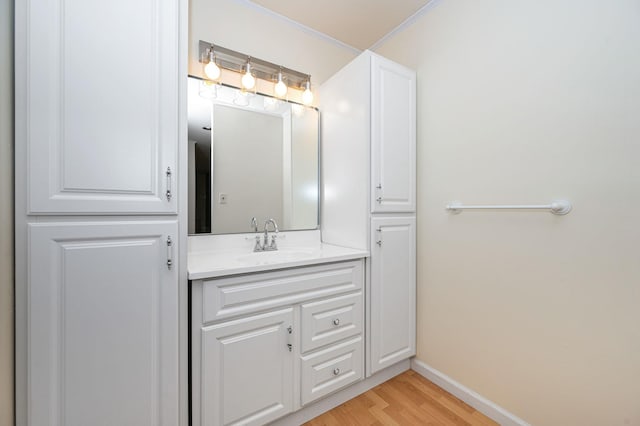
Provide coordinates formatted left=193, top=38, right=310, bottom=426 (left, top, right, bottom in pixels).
left=333, top=368, right=340, bottom=376
left=333, top=318, right=340, bottom=326
left=376, top=183, right=382, bottom=189
left=376, top=197, right=382, bottom=203
left=376, top=240, right=382, bottom=246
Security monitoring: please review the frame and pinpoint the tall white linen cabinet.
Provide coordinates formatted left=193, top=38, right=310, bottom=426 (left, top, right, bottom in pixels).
left=320, top=51, right=417, bottom=376
left=14, top=0, right=188, bottom=425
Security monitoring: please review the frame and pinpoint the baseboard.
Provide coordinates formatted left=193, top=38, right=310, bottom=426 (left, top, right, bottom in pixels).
left=411, top=359, right=530, bottom=426
left=270, top=359, right=411, bottom=425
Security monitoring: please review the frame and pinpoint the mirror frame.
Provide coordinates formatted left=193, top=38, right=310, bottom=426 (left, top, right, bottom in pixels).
left=187, top=75, right=321, bottom=236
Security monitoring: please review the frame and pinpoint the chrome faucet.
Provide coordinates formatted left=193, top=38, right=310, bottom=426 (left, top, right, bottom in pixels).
left=251, top=217, right=262, bottom=251
left=251, top=217, right=279, bottom=252
left=263, top=218, right=279, bottom=251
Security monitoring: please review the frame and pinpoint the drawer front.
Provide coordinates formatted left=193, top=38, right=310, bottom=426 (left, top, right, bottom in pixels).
left=300, top=336, right=363, bottom=406
left=200, top=260, right=363, bottom=323
left=300, top=292, right=363, bottom=353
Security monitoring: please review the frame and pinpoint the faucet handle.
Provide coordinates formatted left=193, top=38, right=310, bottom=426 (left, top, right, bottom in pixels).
left=250, top=217, right=259, bottom=232
left=270, top=234, right=278, bottom=249
left=253, top=234, right=263, bottom=252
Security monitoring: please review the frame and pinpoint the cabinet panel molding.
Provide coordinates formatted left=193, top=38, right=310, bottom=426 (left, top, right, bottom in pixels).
left=21, top=0, right=179, bottom=214
left=300, top=336, right=364, bottom=406
left=201, top=260, right=363, bottom=323
left=200, top=308, right=294, bottom=426
left=28, top=221, right=179, bottom=426
left=300, top=292, right=363, bottom=353
left=371, top=55, right=416, bottom=213
left=370, top=216, right=416, bottom=374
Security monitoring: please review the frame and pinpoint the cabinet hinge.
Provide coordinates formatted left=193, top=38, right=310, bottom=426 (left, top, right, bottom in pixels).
left=166, top=236, right=173, bottom=270
left=287, top=326, right=293, bottom=352
left=166, top=167, right=172, bottom=201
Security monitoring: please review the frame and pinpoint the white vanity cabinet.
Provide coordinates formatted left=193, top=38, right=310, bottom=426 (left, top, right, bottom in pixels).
left=370, top=216, right=416, bottom=373
left=320, top=50, right=417, bottom=376
left=27, top=221, right=179, bottom=426
left=200, top=308, right=295, bottom=426
left=17, top=0, right=181, bottom=215
left=370, top=55, right=417, bottom=214
left=15, top=0, right=187, bottom=424
left=191, top=260, right=365, bottom=426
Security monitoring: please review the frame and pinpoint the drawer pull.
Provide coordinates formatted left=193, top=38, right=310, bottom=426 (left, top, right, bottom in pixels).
left=333, top=318, right=340, bottom=326
left=333, top=368, right=340, bottom=376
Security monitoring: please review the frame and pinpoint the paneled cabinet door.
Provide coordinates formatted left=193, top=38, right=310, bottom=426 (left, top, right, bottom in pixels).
left=20, top=0, right=179, bottom=214
left=200, top=309, right=294, bottom=426
left=28, top=221, right=179, bottom=426
left=370, top=55, right=416, bottom=213
left=370, top=216, right=416, bottom=374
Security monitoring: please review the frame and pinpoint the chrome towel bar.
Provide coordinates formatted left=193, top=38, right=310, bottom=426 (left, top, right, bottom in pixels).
left=446, top=200, right=572, bottom=215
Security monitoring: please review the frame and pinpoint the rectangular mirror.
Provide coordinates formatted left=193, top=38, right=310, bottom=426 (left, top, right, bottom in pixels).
left=188, top=76, right=319, bottom=235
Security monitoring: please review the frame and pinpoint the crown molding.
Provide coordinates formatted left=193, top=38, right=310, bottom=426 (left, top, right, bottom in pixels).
left=237, top=0, right=362, bottom=55
left=369, top=0, right=443, bottom=51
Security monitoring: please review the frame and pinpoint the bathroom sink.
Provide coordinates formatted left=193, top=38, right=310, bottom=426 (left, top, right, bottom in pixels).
left=235, top=249, right=317, bottom=265
left=187, top=237, right=369, bottom=280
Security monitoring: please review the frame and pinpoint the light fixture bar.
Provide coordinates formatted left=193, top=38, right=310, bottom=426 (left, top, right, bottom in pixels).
left=199, top=40, right=311, bottom=89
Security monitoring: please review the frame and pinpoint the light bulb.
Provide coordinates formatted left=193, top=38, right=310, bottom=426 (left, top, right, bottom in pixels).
left=274, top=72, right=287, bottom=98
left=241, top=62, right=256, bottom=90
left=242, top=72, right=255, bottom=90
left=203, top=48, right=221, bottom=80
left=204, top=61, right=221, bottom=80
left=302, top=80, right=314, bottom=105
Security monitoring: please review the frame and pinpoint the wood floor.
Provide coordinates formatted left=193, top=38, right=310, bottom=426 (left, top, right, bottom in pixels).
left=304, top=370, right=498, bottom=426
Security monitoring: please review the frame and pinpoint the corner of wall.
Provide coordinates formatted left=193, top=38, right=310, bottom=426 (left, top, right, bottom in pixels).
left=0, top=0, right=15, bottom=424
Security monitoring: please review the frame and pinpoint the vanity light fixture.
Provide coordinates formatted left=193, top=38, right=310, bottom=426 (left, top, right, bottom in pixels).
left=274, top=70, right=288, bottom=98
left=241, top=59, right=256, bottom=91
left=302, top=78, right=314, bottom=105
left=198, top=41, right=314, bottom=105
left=203, top=46, right=221, bottom=81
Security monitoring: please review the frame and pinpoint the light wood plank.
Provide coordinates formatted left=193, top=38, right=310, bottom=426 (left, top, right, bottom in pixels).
left=304, top=371, right=498, bottom=426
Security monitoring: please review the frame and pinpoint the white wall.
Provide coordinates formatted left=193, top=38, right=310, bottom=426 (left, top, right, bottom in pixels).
left=0, top=0, right=13, bottom=423
left=189, top=0, right=358, bottom=88
left=375, top=1, right=640, bottom=425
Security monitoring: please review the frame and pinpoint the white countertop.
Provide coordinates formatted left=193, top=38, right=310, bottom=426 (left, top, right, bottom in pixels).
left=188, top=230, right=369, bottom=280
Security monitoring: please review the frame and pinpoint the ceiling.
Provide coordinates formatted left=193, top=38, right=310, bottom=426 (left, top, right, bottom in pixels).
left=249, top=0, right=432, bottom=51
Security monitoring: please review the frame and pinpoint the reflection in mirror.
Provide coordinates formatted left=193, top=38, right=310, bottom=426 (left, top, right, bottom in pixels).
left=188, top=76, right=319, bottom=235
